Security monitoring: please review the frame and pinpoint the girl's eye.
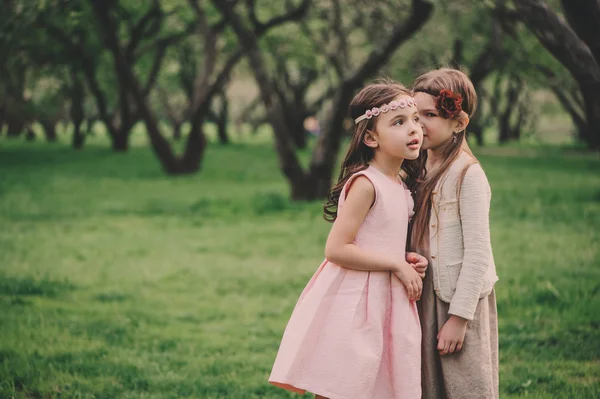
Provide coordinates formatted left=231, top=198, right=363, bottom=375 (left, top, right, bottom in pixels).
left=393, top=119, right=404, bottom=126
left=414, top=116, right=420, bottom=123
left=427, top=112, right=436, bottom=118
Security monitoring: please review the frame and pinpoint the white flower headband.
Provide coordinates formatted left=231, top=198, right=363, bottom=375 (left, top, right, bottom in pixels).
left=354, top=98, right=418, bottom=124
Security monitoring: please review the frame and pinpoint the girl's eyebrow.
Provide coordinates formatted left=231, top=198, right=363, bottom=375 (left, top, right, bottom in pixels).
left=389, top=113, right=407, bottom=121
left=421, top=108, right=438, bottom=113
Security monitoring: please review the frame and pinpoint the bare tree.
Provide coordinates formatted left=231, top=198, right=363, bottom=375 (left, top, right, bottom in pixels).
left=88, top=0, right=310, bottom=174
left=213, top=0, right=433, bottom=199
left=41, top=1, right=192, bottom=151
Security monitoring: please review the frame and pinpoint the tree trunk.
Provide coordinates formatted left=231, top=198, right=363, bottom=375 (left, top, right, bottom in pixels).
left=498, top=77, right=520, bottom=143
left=289, top=167, right=335, bottom=201
left=85, top=117, right=96, bottom=135
left=112, top=131, right=129, bottom=152
left=580, top=83, right=600, bottom=149
left=25, top=126, right=36, bottom=141
left=179, top=116, right=208, bottom=173
left=290, top=125, right=307, bottom=149
left=450, top=39, right=464, bottom=68
left=537, top=65, right=588, bottom=142
left=284, top=104, right=308, bottom=149
left=280, top=100, right=308, bottom=149
left=70, top=70, right=86, bottom=150
left=0, top=105, right=5, bottom=131
left=215, top=94, right=230, bottom=145
left=173, top=121, right=183, bottom=141
left=6, top=118, right=24, bottom=137
left=273, top=80, right=310, bottom=149
left=40, top=120, right=58, bottom=142
left=305, top=86, right=355, bottom=199
left=514, top=0, right=600, bottom=149
left=72, top=124, right=85, bottom=149
left=469, top=120, right=485, bottom=146
left=560, top=0, right=600, bottom=66
left=216, top=116, right=229, bottom=145
left=211, top=1, right=308, bottom=193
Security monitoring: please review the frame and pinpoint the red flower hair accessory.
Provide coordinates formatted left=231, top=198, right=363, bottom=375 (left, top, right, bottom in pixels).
left=435, top=89, right=463, bottom=119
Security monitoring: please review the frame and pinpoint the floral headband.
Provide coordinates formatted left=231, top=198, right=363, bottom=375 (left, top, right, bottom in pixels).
left=354, top=98, right=418, bottom=124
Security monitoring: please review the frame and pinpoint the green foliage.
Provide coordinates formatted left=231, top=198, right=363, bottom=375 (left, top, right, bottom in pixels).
left=0, top=136, right=598, bottom=397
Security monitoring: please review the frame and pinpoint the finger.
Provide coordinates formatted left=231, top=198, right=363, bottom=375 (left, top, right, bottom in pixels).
left=438, top=340, right=448, bottom=356
left=449, top=340, right=457, bottom=354
left=407, top=252, right=419, bottom=262
left=456, top=341, right=463, bottom=352
left=442, top=340, right=451, bottom=356
left=437, top=338, right=445, bottom=352
left=419, top=272, right=425, bottom=279
left=406, top=283, right=414, bottom=301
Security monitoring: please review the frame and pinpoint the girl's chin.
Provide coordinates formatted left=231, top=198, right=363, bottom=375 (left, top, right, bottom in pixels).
left=404, top=149, right=421, bottom=160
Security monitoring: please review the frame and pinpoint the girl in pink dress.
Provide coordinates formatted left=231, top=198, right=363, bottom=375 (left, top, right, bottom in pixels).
left=269, top=81, right=427, bottom=399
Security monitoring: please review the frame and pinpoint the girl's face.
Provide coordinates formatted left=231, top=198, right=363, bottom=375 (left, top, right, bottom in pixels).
left=414, top=92, right=460, bottom=150
left=369, top=94, right=423, bottom=160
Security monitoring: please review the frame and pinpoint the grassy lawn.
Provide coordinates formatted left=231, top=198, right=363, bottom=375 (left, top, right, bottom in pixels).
left=0, top=135, right=599, bottom=398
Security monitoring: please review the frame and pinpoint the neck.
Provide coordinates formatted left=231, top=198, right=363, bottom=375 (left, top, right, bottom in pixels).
left=426, top=148, right=443, bottom=172
left=371, top=154, right=404, bottom=179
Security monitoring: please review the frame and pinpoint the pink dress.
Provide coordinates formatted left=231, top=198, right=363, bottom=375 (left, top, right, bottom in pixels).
left=269, top=166, right=421, bottom=399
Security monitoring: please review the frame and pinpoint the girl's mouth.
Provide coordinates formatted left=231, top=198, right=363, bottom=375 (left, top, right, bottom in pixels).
left=407, top=138, right=421, bottom=150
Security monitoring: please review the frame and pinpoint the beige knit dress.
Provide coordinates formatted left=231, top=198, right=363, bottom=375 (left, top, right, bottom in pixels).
left=415, top=225, right=499, bottom=399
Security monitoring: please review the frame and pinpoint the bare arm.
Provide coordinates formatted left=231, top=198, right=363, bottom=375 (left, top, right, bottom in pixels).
left=324, top=175, right=423, bottom=300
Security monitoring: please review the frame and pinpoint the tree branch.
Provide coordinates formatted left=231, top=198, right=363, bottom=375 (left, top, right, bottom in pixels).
left=560, top=0, right=600, bottom=66
left=512, top=0, right=600, bottom=84
left=346, top=0, right=433, bottom=87
left=143, top=44, right=168, bottom=96
left=126, top=1, right=162, bottom=60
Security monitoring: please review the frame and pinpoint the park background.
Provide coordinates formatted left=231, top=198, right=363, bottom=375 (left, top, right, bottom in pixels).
left=1, top=0, right=599, bottom=398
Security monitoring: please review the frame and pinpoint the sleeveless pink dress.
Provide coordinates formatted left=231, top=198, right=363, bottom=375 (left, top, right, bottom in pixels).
left=269, top=166, right=421, bottom=399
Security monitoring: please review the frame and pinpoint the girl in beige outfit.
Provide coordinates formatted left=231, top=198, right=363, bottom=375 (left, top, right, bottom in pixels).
left=408, top=68, right=500, bottom=399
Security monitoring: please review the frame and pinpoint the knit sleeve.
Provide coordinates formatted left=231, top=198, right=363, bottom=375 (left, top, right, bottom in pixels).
left=448, top=163, right=493, bottom=320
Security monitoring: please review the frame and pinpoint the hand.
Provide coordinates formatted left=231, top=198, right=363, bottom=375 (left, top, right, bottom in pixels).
left=406, top=252, right=428, bottom=278
left=393, top=261, right=423, bottom=301
left=437, top=315, right=468, bottom=356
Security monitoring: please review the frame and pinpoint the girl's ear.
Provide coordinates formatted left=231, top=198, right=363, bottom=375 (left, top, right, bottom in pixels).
left=454, top=111, right=470, bottom=133
left=364, top=130, right=379, bottom=148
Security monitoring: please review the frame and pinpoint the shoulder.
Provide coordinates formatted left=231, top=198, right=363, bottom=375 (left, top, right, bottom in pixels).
left=341, top=171, right=377, bottom=205
left=340, top=174, right=376, bottom=213
left=460, top=162, right=492, bottom=202
left=346, top=174, right=375, bottom=197
left=463, top=162, right=490, bottom=188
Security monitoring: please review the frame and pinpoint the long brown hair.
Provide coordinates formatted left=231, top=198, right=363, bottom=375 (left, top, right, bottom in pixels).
left=410, top=68, right=478, bottom=250
left=323, top=81, right=414, bottom=222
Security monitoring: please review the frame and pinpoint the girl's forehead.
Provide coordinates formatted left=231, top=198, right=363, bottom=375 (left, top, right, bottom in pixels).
left=413, top=92, right=436, bottom=105
left=374, top=98, right=417, bottom=124
left=383, top=94, right=418, bottom=117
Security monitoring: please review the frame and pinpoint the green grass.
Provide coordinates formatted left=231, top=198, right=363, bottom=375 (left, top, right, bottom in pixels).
left=1, top=135, right=599, bottom=398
